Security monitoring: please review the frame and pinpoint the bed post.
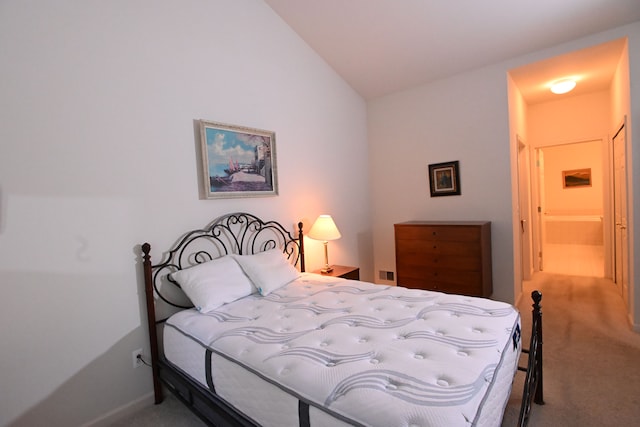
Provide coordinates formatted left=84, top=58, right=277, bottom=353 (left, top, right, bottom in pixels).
left=532, top=290, right=544, bottom=405
left=517, top=290, right=544, bottom=427
left=298, top=221, right=305, bottom=272
left=142, top=243, right=163, bottom=404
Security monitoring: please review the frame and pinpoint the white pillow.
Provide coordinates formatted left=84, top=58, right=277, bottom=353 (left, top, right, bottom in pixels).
left=233, top=249, right=300, bottom=296
left=170, top=256, right=255, bottom=313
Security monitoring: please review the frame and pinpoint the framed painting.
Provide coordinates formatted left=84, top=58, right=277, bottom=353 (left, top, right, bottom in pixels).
left=562, top=168, right=591, bottom=188
left=199, top=120, right=278, bottom=199
left=428, top=160, right=460, bottom=197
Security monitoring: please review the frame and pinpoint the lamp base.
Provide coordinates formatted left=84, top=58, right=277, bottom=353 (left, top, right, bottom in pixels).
left=319, top=241, right=334, bottom=274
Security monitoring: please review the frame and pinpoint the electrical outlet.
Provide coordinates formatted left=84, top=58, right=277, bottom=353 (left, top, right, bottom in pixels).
left=132, top=348, right=143, bottom=369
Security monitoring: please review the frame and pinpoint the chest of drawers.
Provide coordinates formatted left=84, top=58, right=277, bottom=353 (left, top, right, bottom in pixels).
left=394, top=221, right=492, bottom=297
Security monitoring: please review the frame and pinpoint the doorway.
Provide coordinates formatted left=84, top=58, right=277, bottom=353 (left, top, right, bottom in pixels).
left=535, top=140, right=605, bottom=278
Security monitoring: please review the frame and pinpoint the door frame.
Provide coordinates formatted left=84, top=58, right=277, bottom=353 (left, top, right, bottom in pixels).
left=517, top=135, right=533, bottom=279
left=531, top=138, right=609, bottom=276
left=612, top=120, right=629, bottom=307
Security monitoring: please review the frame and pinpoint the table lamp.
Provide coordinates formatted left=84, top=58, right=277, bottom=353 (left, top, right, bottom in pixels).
left=307, top=214, right=341, bottom=273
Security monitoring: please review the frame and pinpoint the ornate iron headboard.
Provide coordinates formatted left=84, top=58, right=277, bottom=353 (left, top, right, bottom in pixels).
left=143, top=212, right=305, bottom=310
left=141, top=212, right=305, bottom=404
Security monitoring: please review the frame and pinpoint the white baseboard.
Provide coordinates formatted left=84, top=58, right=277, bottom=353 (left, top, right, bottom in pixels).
left=81, top=391, right=154, bottom=427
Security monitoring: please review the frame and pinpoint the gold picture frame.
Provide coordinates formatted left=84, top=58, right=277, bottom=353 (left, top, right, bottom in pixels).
left=562, top=168, right=591, bottom=188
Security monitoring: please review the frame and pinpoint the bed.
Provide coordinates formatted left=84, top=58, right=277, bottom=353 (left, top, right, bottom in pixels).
left=140, top=212, right=543, bottom=426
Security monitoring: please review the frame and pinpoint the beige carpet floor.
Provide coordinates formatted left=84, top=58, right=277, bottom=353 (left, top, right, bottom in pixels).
left=109, top=393, right=206, bottom=427
left=501, top=272, right=640, bottom=426
left=115, top=272, right=640, bottom=426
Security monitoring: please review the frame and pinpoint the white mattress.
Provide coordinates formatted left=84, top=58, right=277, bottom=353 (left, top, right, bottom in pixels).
left=164, top=273, right=521, bottom=427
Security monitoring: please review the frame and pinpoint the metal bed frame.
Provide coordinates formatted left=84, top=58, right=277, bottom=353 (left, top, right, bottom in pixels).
left=140, top=212, right=543, bottom=426
left=517, top=290, right=545, bottom=426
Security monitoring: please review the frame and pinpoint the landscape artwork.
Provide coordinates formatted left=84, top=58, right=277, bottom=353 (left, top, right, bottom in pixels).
left=199, top=120, right=278, bottom=199
left=562, top=168, right=591, bottom=188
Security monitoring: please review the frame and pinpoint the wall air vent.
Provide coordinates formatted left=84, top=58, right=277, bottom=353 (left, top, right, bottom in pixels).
left=379, top=271, right=395, bottom=281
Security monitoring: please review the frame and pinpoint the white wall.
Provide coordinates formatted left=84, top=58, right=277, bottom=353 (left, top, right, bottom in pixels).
left=0, top=1, right=370, bottom=425
left=529, top=91, right=611, bottom=148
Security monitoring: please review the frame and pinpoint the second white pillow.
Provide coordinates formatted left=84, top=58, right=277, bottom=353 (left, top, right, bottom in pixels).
left=233, top=249, right=300, bottom=296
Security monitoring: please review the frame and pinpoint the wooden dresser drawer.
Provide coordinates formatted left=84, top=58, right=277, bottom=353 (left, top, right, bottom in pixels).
left=395, top=239, right=481, bottom=257
left=397, top=267, right=482, bottom=286
left=394, top=221, right=492, bottom=297
left=396, top=253, right=482, bottom=271
left=394, top=224, right=482, bottom=242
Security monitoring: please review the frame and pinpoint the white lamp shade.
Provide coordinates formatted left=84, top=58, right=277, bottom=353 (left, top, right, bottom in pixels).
left=308, top=215, right=342, bottom=241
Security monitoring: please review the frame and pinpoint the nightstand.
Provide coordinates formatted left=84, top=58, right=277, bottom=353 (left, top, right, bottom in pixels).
left=313, top=265, right=360, bottom=280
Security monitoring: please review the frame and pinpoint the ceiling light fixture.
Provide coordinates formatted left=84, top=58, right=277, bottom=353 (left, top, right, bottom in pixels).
left=550, top=79, right=576, bottom=94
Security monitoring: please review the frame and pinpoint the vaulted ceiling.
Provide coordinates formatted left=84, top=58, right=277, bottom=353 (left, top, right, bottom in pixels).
left=264, top=0, right=640, bottom=103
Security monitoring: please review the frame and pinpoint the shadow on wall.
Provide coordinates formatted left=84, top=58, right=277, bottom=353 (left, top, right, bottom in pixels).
left=356, top=229, right=374, bottom=283
left=7, top=246, right=157, bottom=427
left=8, top=327, right=153, bottom=427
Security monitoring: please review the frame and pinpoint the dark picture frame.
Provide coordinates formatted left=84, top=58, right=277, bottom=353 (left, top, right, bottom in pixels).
left=199, top=120, right=278, bottom=199
left=428, top=161, right=460, bottom=197
left=562, top=168, right=591, bottom=188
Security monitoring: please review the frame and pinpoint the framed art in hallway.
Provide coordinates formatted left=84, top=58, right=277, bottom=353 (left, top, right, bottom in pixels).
left=562, top=168, right=591, bottom=188
left=428, top=160, right=460, bottom=197
left=199, top=120, right=278, bottom=199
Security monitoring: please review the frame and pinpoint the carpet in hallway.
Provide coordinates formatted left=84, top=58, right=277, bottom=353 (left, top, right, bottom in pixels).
left=502, top=272, right=640, bottom=426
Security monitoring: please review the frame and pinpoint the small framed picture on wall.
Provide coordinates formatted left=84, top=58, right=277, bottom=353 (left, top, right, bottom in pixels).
left=562, top=168, right=591, bottom=188
left=428, top=160, right=460, bottom=197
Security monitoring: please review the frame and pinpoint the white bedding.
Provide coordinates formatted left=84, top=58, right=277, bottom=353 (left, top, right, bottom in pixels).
left=164, top=273, right=521, bottom=427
